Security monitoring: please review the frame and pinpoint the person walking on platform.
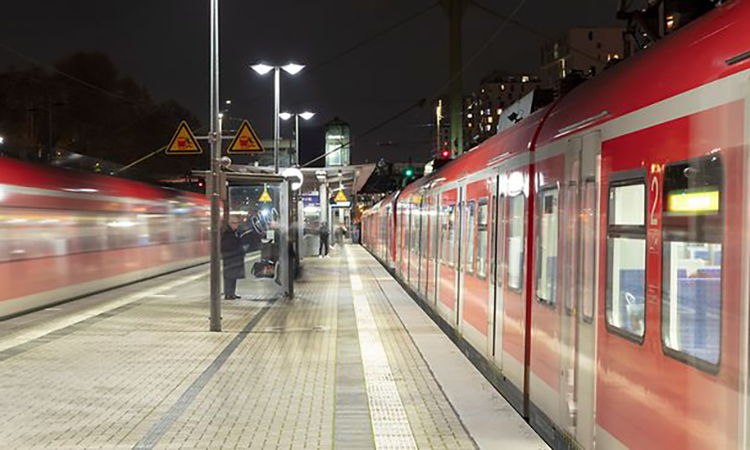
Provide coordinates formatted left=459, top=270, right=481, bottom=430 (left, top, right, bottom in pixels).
left=319, top=222, right=330, bottom=257
left=221, top=216, right=246, bottom=299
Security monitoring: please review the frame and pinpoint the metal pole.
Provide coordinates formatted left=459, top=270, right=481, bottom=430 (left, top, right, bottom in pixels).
left=209, top=0, right=222, bottom=332
left=448, top=0, right=464, bottom=158
left=274, top=67, right=281, bottom=174
left=294, top=114, right=300, bottom=167
left=47, top=97, right=53, bottom=162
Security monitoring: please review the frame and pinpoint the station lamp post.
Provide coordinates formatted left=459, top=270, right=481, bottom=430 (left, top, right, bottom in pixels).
left=280, top=111, right=315, bottom=167
left=250, top=63, right=305, bottom=173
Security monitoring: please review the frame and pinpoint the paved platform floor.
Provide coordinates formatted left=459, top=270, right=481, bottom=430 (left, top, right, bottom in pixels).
left=0, top=245, right=548, bottom=450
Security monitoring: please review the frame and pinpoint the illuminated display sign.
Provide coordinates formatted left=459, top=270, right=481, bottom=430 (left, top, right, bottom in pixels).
left=667, top=189, right=720, bottom=214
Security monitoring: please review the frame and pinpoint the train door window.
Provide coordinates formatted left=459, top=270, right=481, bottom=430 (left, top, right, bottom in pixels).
left=477, top=198, right=489, bottom=279
left=508, top=194, right=525, bottom=290
left=661, top=156, right=723, bottom=369
left=412, top=205, right=421, bottom=253
left=537, top=187, right=559, bottom=305
left=606, top=178, right=646, bottom=341
left=466, top=201, right=476, bottom=275
left=565, top=183, right=579, bottom=314
left=431, top=198, right=439, bottom=264
left=581, top=179, right=597, bottom=321
left=496, top=194, right=506, bottom=287
left=442, top=204, right=455, bottom=266
left=421, top=200, right=428, bottom=259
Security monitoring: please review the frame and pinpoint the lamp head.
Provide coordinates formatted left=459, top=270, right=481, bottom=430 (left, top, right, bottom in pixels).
left=279, top=112, right=293, bottom=121
left=281, top=63, right=305, bottom=75
left=251, top=64, right=274, bottom=75
left=299, top=111, right=316, bottom=121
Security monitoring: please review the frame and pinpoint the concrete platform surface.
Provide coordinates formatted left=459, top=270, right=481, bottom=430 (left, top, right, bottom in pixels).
left=0, top=245, right=548, bottom=450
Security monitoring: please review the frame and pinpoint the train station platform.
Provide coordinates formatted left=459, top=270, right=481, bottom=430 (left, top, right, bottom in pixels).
left=0, top=245, right=547, bottom=450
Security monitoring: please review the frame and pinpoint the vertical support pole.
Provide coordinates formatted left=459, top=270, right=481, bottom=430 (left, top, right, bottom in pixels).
left=274, top=67, right=281, bottom=174
left=209, top=0, right=222, bottom=332
left=294, top=114, right=300, bottom=167
left=279, top=180, right=294, bottom=298
left=47, top=97, right=53, bottom=162
left=448, top=0, right=464, bottom=158
left=319, top=182, right=328, bottom=226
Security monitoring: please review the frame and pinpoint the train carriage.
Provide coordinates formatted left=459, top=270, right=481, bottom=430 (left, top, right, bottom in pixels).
left=362, top=1, right=750, bottom=448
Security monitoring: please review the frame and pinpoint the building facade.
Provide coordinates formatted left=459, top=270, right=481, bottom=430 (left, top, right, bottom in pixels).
left=540, top=27, right=626, bottom=91
left=436, top=72, right=541, bottom=156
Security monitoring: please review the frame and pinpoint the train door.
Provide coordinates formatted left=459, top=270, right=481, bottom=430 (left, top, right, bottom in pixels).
left=490, top=174, right=507, bottom=364
left=419, top=197, right=428, bottom=297
left=437, top=188, right=459, bottom=322
left=430, top=193, right=440, bottom=306
left=558, top=132, right=599, bottom=448
left=456, top=184, right=467, bottom=328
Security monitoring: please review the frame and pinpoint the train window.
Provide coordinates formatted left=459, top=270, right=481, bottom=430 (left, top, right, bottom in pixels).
left=476, top=199, right=489, bottom=279
left=564, top=184, right=579, bottom=314
left=537, top=187, right=559, bottom=305
left=606, top=178, right=647, bottom=341
left=441, top=204, right=455, bottom=267
left=495, top=194, right=506, bottom=287
left=430, top=198, right=439, bottom=263
left=412, top=205, right=421, bottom=253
left=466, top=201, right=476, bottom=275
left=581, top=180, right=597, bottom=321
left=508, top=195, right=525, bottom=291
left=661, top=156, right=724, bottom=369
left=420, top=200, right=428, bottom=259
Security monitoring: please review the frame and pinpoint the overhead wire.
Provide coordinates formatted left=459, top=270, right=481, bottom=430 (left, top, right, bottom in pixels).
left=469, top=0, right=604, bottom=65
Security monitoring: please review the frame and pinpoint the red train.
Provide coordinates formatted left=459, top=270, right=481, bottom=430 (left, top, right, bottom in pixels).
left=0, top=157, right=209, bottom=319
left=362, top=2, right=750, bottom=448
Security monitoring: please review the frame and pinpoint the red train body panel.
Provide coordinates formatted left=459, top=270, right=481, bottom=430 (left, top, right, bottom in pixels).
left=362, top=2, right=750, bottom=448
left=0, top=157, right=210, bottom=318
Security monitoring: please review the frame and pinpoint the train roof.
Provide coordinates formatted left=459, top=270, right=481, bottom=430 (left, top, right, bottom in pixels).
left=0, top=157, right=207, bottom=204
left=538, top=0, right=750, bottom=145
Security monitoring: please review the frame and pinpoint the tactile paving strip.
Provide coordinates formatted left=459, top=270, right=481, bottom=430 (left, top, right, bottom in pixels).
left=348, top=253, right=418, bottom=450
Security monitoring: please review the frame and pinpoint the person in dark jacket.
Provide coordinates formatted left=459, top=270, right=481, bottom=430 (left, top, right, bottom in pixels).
left=221, top=216, right=246, bottom=299
left=319, top=222, right=329, bottom=257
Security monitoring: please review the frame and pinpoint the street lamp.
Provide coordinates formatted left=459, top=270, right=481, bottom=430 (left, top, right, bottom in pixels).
left=280, top=111, right=315, bottom=167
left=251, top=63, right=305, bottom=173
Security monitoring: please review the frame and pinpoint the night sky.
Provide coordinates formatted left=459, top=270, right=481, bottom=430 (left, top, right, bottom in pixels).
left=1, top=1, right=620, bottom=164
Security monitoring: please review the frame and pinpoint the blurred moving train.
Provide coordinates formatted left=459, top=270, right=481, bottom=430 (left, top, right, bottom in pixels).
left=363, top=2, right=750, bottom=448
left=0, top=157, right=209, bottom=319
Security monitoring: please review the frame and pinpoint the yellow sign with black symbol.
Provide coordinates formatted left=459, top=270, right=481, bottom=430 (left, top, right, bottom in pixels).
left=166, top=121, right=202, bottom=155
left=228, top=120, right=264, bottom=154
left=334, top=189, right=348, bottom=203
left=259, top=187, right=272, bottom=203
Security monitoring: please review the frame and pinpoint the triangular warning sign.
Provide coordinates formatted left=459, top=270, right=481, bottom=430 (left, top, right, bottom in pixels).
left=166, top=121, right=202, bottom=155
left=259, top=187, right=272, bottom=203
left=228, top=120, right=264, bottom=154
left=334, top=190, right=348, bottom=203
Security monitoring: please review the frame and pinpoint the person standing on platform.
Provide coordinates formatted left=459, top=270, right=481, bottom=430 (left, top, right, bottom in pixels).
left=221, top=216, right=246, bottom=299
left=319, top=222, right=330, bottom=257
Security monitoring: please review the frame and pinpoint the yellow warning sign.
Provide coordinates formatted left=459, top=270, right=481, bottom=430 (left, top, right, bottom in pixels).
left=334, top=190, right=348, bottom=203
left=165, top=121, right=202, bottom=155
left=228, top=120, right=264, bottom=154
left=259, top=187, right=272, bottom=203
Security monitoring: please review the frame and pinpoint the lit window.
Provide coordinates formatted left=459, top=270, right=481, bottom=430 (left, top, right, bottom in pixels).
left=508, top=195, right=525, bottom=290
left=497, top=108, right=503, bottom=115
left=521, top=75, right=529, bottom=83
left=606, top=179, right=646, bottom=340
left=465, top=202, right=476, bottom=275
left=661, top=156, right=724, bottom=368
left=467, top=113, right=473, bottom=119
left=537, top=188, right=559, bottom=304
left=487, top=117, right=493, bottom=124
